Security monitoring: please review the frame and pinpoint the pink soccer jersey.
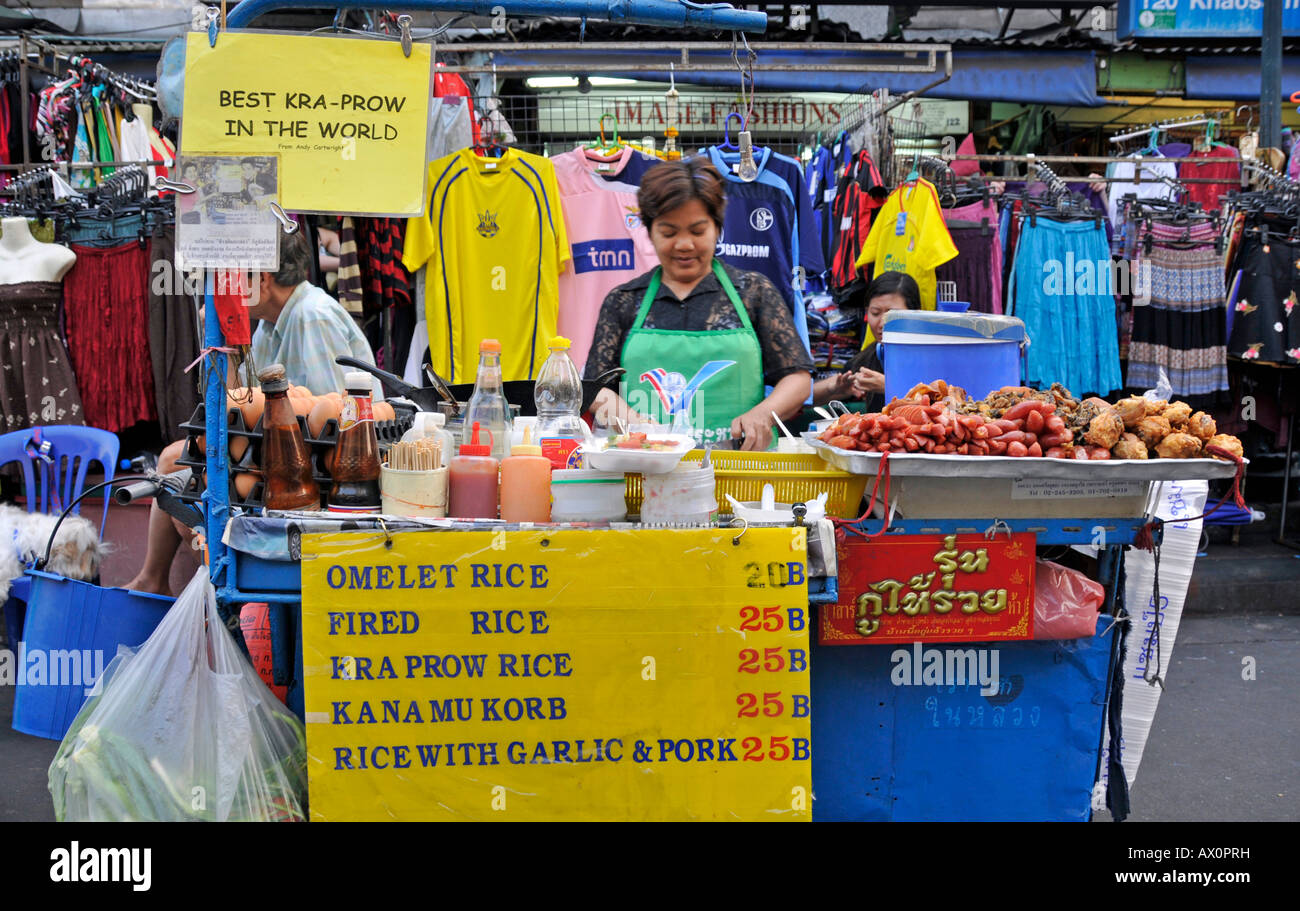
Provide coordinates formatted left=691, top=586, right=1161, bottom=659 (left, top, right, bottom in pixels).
left=553, top=147, right=658, bottom=370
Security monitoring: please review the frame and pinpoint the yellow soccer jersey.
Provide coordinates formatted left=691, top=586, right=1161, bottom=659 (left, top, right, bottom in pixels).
left=404, top=147, right=570, bottom=383
left=854, top=178, right=958, bottom=346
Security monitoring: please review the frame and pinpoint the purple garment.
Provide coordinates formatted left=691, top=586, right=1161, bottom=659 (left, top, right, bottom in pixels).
left=1158, top=142, right=1192, bottom=159
left=942, top=199, right=1003, bottom=314
left=1000, top=181, right=1112, bottom=243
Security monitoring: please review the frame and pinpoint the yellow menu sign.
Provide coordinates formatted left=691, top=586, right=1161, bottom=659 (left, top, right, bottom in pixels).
left=300, top=528, right=811, bottom=821
left=182, top=32, right=431, bottom=216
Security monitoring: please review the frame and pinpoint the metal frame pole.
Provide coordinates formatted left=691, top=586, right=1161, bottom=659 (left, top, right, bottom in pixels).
left=1262, top=0, right=1284, bottom=150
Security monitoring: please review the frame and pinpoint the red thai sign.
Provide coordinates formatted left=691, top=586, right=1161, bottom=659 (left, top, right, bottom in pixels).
left=821, top=533, right=1036, bottom=645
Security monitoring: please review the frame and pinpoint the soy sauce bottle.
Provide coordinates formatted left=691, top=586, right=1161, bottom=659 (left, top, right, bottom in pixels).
left=257, top=364, right=319, bottom=510
left=328, top=370, right=382, bottom=514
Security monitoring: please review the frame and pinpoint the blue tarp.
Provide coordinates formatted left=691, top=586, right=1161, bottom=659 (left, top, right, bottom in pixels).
left=492, top=48, right=1104, bottom=106
left=1185, top=55, right=1296, bottom=100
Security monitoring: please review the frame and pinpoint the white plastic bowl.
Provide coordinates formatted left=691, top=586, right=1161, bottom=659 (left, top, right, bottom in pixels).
left=579, top=433, right=697, bottom=475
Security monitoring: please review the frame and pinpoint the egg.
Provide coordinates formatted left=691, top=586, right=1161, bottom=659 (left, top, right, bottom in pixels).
left=230, top=434, right=249, bottom=461
left=373, top=401, right=396, bottom=423
left=233, top=472, right=259, bottom=500
left=287, top=384, right=314, bottom=400
left=231, top=387, right=265, bottom=429
left=291, top=395, right=316, bottom=419
left=308, top=395, right=342, bottom=438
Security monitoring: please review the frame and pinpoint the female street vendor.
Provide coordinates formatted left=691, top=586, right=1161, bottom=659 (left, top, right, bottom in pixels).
left=584, top=158, right=814, bottom=451
left=813, top=270, right=921, bottom=413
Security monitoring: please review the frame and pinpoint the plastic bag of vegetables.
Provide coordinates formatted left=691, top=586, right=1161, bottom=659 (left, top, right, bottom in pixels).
left=48, top=567, right=307, bottom=821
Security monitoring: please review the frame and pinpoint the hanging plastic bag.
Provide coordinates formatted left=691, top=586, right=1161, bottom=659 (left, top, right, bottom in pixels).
left=1033, top=558, right=1105, bottom=640
left=1142, top=367, right=1173, bottom=404
left=48, top=568, right=307, bottom=821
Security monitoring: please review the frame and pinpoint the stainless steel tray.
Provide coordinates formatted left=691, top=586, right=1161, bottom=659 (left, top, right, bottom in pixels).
left=806, top=435, right=1242, bottom=481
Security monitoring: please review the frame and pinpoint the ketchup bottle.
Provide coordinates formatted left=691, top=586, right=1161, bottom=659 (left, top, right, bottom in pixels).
left=448, top=421, right=499, bottom=519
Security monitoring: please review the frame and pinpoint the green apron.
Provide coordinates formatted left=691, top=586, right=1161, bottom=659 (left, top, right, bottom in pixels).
left=620, top=260, right=765, bottom=447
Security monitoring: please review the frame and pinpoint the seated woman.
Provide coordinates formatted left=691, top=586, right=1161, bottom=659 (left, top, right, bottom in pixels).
left=583, top=158, right=814, bottom=451
left=813, top=271, right=921, bottom=413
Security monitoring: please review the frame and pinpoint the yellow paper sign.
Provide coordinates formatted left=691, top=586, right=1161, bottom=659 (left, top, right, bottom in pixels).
left=181, top=32, right=431, bottom=216
left=300, top=528, right=812, bottom=821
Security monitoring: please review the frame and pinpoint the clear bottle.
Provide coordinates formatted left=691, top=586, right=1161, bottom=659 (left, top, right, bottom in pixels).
left=257, top=364, right=320, bottom=510
left=500, top=426, right=551, bottom=523
left=401, top=411, right=456, bottom=468
left=448, top=421, right=500, bottom=519
left=534, top=335, right=587, bottom=470
left=328, top=370, right=382, bottom=514
left=463, top=338, right=511, bottom=461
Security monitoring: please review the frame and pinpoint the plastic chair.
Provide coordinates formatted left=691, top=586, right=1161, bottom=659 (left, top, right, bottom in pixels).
left=0, top=426, right=119, bottom=644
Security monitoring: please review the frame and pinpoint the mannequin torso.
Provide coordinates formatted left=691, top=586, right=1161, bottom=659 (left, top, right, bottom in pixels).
left=0, top=217, right=77, bottom=284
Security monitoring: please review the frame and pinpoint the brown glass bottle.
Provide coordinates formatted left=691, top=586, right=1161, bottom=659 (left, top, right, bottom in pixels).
left=329, top=370, right=382, bottom=513
left=256, top=365, right=320, bottom=510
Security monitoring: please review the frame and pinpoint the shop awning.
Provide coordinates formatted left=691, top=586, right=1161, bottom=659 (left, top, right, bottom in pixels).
left=1185, top=55, right=1300, bottom=100
left=484, top=48, right=1105, bottom=107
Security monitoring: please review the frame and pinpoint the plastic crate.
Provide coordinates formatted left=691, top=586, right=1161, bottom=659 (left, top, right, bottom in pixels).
left=177, top=403, right=415, bottom=511
left=625, top=450, right=868, bottom=519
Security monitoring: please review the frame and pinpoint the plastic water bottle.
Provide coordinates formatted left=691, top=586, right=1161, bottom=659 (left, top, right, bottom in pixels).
left=463, top=339, right=511, bottom=461
left=534, top=336, right=587, bottom=470
left=401, top=411, right=456, bottom=466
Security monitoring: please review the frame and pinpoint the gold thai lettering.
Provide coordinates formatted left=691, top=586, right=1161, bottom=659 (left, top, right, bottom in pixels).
left=901, top=589, right=930, bottom=616
left=933, top=535, right=959, bottom=574
left=908, top=571, right=935, bottom=592
left=931, top=590, right=954, bottom=614
left=980, top=589, right=1008, bottom=614
left=958, top=548, right=989, bottom=573
left=957, top=591, right=981, bottom=614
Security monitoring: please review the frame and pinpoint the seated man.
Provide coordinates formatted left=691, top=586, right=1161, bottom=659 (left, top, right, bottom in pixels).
left=126, top=230, right=375, bottom=595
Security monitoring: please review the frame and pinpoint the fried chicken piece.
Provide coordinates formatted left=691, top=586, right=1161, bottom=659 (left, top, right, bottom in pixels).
left=1111, top=432, right=1148, bottom=460
left=1154, top=432, right=1203, bottom=459
left=1144, top=397, right=1167, bottom=416
left=1205, top=434, right=1244, bottom=461
left=1084, top=409, right=1124, bottom=450
left=1135, top=414, right=1172, bottom=449
left=1187, top=411, right=1217, bottom=441
left=1161, top=401, right=1193, bottom=428
left=1114, top=397, right=1148, bottom=429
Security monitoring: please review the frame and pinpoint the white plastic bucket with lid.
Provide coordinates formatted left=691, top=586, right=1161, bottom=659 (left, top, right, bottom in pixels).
left=550, top=469, right=627, bottom=523
left=640, top=461, right=717, bottom=526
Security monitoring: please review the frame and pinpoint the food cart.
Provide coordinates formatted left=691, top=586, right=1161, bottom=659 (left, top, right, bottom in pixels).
left=171, top=1, right=1242, bottom=822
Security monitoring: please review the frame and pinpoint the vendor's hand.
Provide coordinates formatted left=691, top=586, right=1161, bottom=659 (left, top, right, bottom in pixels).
left=989, top=181, right=1006, bottom=196
left=827, top=371, right=856, bottom=398
left=850, top=368, right=885, bottom=398
left=1087, top=172, right=1107, bottom=197
left=591, top=387, right=647, bottom=429
left=730, top=409, right=773, bottom=452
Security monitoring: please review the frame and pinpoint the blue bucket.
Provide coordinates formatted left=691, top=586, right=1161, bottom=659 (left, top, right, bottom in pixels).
left=11, top=570, right=173, bottom=740
left=880, top=310, right=1026, bottom=403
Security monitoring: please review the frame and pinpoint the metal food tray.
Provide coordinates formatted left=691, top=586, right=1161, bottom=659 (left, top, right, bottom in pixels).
left=806, top=435, right=1242, bottom=481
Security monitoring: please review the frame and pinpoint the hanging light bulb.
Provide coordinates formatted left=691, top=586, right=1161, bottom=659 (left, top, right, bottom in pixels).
left=737, top=129, right=759, bottom=182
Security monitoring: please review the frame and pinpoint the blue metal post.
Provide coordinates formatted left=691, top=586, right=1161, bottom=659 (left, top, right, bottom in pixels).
left=226, top=0, right=768, bottom=32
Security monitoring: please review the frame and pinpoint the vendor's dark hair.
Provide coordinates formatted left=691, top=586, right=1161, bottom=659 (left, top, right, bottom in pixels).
left=269, top=229, right=313, bottom=288
left=865, top=271, right=922, bottom=311
left=637, top=158, right=726, bottom=232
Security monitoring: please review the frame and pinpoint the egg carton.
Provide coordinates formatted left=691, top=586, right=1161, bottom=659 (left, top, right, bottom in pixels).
left=176, top=402, right=415, bottom=509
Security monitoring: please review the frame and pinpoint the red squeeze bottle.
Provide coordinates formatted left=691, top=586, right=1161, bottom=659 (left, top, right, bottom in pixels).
left=448, top=421, right=500, bottom=519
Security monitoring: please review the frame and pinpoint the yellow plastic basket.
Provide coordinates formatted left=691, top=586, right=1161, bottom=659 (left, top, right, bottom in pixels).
left=624, top=450, right=868, bottom=518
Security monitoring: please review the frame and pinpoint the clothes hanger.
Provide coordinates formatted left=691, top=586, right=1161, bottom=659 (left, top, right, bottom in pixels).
left=718, top=111, right=744, bottom=153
